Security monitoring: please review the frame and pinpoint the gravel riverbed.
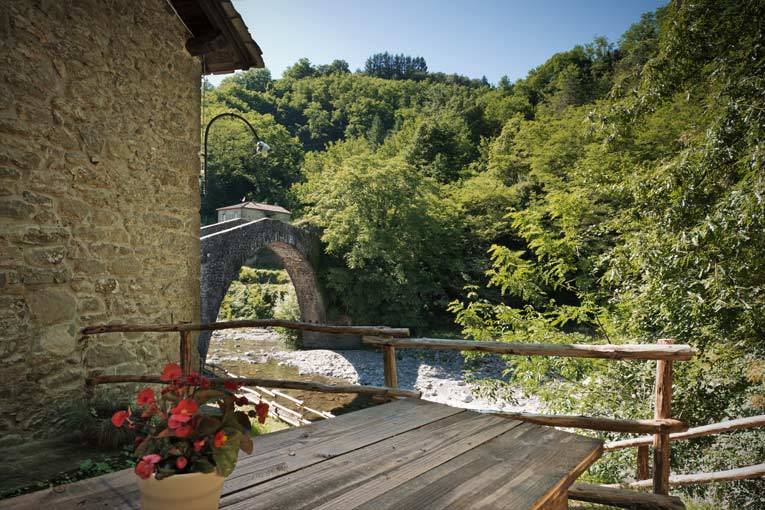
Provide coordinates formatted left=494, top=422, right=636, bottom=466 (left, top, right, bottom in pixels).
left=208, top=328, right=541, bottom=414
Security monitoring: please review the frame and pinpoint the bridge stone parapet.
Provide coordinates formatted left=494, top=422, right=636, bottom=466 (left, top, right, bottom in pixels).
left=199, top=217, right=249, bottom=237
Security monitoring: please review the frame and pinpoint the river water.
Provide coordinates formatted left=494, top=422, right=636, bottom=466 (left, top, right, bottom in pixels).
left=207, top=327, right=541, bottom=422
left=207, top=328, right=375, bottom=416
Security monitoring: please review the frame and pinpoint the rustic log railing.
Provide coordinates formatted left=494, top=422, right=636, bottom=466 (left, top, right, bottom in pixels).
left=81, top=321, right=417, bottom=401
left=87, top=374, right=420, bottom=399
left=604, top=414, right=765, bottom=451
left=362, top=336, right=695, bottom=361
left=81, top=320, right=764, bottom=510
left=614, top=463, right=765, bottom=489
left=362, top=335, right=690, bottom=498
left=361, top=335, right=765, bottom=510
left=569, top=483, right=686, bottom=510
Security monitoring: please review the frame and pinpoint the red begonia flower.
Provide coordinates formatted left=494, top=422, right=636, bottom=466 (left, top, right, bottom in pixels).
left=168, top=415, right=191, bottom=429
left=193, top=438, right=206, bottom=452
left=235, top=396, right=250, bottom=406
left=135, top=459, right=154, bottom=479
left=171, top=399, right=198, bottom=418
left=160, top=363, right=182, bottom=382
left=255, top=402, right=269, bottom=424
left=175, top=425, right=194, bottom=438
left=176, top=456, right=188, bottom=470
left=213, top=430, right=228, bottom=448
left=111, top=410, right=129, bottom=428
left=142, top=454, right=162, bottom=464
left=136, top=388, right=155, bottom=406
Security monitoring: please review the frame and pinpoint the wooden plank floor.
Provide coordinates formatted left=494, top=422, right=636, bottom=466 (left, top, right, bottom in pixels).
left=0, top=399, right=602, bottom=510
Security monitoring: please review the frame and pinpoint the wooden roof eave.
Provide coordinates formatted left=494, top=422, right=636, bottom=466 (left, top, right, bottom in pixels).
left=170, top=0, right=264, bottom=74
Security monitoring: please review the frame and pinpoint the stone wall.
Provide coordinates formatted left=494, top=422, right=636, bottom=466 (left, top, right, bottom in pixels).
left=0, top=0, right=202, bottom=440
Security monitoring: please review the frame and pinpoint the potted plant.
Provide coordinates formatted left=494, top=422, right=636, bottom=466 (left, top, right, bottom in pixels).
left=111, top=363, right=269, bottom=510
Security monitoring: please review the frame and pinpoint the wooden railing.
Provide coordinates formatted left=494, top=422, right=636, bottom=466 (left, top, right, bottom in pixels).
left=81, top=319, right=417, bottom=401
left=363, top=335, right=691, bottom=498
left=81, top=320, right=764, bottom=510
left=362, top=335, right=765, bottom=510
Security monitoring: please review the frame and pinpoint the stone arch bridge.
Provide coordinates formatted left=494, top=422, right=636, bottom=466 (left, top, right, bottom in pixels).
left=199, top=218, right=331, bottom=361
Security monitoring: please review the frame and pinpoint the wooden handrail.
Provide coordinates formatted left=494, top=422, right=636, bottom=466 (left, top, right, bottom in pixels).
left=612, top=463, right=765, bottom=488
left=605, top=414, right=765, bottom=451
left=652, top=338, right=674, bottom=494
left=81, top=320, right=410, bottom=338
left=86, top=375, right=421, bottom=399
left=362, top=336, right=695, bottom=361
left=491, top=412, right=687, bottom=434
left=82, top=319, right=709, bottom=495
left=569, top=483, right=685, bottom=510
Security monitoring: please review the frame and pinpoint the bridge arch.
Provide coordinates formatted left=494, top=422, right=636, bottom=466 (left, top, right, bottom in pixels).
left=198, top=218, right=326, bottom=362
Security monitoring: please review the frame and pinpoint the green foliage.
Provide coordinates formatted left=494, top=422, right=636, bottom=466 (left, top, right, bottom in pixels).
left=57, top=397, right=135, bottom=449
left=219, top=268, right=295, bottom=321
left=364, top=52, right=427, bottom=80
left=273, top=287, right=302, bottom=349
left=0, top=448, right=135, bottom=500
left=448, top=2, right=765, bottom=506
left=297, top=139, right=462, bottom=325
left=205, top=11, right=763, bottom=504
left=200, top=106, right=304, bottom=224
left=218, top=267, right=302, bottom=348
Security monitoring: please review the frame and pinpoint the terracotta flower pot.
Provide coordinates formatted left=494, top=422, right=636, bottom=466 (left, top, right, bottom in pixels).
left=137, top=471, right=225, bottom=510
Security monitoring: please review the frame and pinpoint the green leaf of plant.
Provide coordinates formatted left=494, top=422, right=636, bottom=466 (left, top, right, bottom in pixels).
left=239, top=432, right=253, bottom=455
left=134, top=437, right=154, bottom=457
left=196, top=415, right=222, bottom=436
left=155, top=467, right=176, bottom=480
left=193, top=459, right=216, bottom=474
left=234, top=411, right=252, bottom=432
left=212, top=430, right=241, bottom=477
left=162, top=392, right=181, bottom=404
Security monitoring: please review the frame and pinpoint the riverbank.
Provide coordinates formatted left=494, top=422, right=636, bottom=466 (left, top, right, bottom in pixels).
left=207, top=328, right=540, bottom=414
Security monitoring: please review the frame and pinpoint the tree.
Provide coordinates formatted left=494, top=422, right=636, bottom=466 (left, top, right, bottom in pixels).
left=297, top=140, right=462, bottom=326
left=229, top=68, right=272, bottom=92
left=200, top=108, right=304, bottom=224
left=448, top=2, right=765, bottom=505
left=316, top=59, right=350, bottom=76
left=364, top=52, right=428, bottom=80
left=282, top=58, right=316, bottom=80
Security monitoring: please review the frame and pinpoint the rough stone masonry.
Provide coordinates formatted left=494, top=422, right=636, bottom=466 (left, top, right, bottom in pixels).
left=0, top=0, right=202, bottom=441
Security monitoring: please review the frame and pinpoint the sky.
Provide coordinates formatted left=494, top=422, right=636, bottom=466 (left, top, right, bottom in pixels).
left=208, top=0, right=666, bottom=86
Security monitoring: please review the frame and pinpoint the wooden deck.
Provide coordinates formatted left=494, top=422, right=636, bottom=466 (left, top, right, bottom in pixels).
left=0, top=399, right=602, bottom=510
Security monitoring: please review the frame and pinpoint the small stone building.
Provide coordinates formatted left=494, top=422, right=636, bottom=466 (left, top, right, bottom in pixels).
left=0, top=0, right=263, bottom=440
left=217, top=201, right=292, bottom=223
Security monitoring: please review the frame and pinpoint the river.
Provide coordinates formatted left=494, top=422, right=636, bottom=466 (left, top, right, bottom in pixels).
left=207, top=328, right=540, bottom=421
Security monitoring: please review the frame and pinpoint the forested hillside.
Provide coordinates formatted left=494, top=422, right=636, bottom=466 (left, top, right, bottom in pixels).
left=202, top=1, right=763, bottom=506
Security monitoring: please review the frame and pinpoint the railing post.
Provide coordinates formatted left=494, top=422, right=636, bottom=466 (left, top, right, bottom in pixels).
left=637, top=445, right=650, bottom=481
left=179, top=330, right=192, bottom=376
left=383, top=342, right=398, bottom=389
left=653, top=338, right=674, bottom=494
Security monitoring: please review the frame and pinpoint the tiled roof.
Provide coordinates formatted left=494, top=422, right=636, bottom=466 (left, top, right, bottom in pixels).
left=216, top=201, right=291, bottom=214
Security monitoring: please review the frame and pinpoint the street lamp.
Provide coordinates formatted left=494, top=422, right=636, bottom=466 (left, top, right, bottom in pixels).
left=202, top=112, right=270, bottom=195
